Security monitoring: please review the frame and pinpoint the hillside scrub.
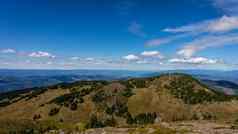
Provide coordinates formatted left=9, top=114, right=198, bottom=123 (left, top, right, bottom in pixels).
left=1, top=73, right=238, bottom=132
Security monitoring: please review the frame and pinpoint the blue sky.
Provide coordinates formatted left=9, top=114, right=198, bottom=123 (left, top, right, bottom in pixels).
left=0, top=0, right=238, bottom=70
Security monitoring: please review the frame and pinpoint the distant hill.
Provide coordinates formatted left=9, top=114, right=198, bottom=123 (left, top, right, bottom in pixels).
left=201, top=79, right=238, bottom=95
left=1, top=73, right=238, bottom=133
left=0, top=69, right=152, bottom=93
left=1, top=69, right=238, bottom=95
left=151, top=70, right=238, bottom=84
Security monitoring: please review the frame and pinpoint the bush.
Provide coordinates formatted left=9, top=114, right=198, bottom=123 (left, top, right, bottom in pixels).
left=106, top=106, right=114, bottom=115
left=113, top=103, right=128, bottom=117
left=37, top=120, right=60, bottom=133
left=165, top=75, right=233, bottom=104
left=74, top=122, right=87, bottom=132
left=130, top=79, right=146, bottom=88
left=134, top=113, right=157, bottom=125
left=70, top=102, right=78, bottom=111
left=33, top=114, right=41, bottom=121
left=49, top=107, right=60, bottom=116
left=104, top=118, right=117, bottom=127
left=0, top=101, right=11, bottom=107
left=0, top=120, right=41, bottom=134
left=126, top=113, right=157, bottom=125
left=49, top=89, right=89, bottom=111
left=126, top=113, right=135, bottom=124
left=25, top=88, right=47, bottom=101
left=86, top=115, right=105, bottom=128
left=121, top=88, right=134, bottom=97
left=105, top=102, right=129, bottom=117
left=92, top=90, right=106, bottom=103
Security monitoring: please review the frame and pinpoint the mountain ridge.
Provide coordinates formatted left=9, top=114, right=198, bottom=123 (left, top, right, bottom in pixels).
left=1, top=73, right=238, bottom=133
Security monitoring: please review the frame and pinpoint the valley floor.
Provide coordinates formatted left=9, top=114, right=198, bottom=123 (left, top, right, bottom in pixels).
left=45, top=121, right=238, bottom=134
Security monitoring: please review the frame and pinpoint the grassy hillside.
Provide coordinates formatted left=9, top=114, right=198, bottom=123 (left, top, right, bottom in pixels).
left=0, top=73, right=238, bottom=133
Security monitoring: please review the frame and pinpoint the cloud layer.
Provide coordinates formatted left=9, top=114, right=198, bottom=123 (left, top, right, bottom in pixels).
left=123, top=54, right=140, bottom=61
left=141, top=51, right=163, bottom=59
left=212, top=0, right=238, bottom=15
left=164, top=16, right=238, bottom=33
left=177, top=34, right=238, bottom=57
left=128, top=22, right=146, bottom=37
left=28, top=51, right=55, bottom=58
left=169, top=57, right=219, bottom=64
left=0, top=49, right=16, bottom=54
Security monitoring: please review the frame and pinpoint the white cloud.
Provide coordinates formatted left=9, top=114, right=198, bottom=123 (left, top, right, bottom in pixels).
left=70, top=57, right=81, bottom=60
left=136, top=60, right=148, bottom=64
left=169, top=57, right=219, bottom=64
left=29, top=51, right=55, bottom=58
left=177, top=45, right=200, bottom=58
left=46, top=61, right=53, bottom=65
left=128, top=22, right=146, bottom=37
left=163, top=22, right=207, bottom=33
left=164, top=16, right=238, bottom=33
left=147, top=16, right=238, bottom=48
left=208, top=16, right=238, bottom=32
left=145, top=33, right=188, bottom=47
left=0, top=48, right=16, bottom=54
left=25, top=60, right=31, bottom=63
left=212, top=0, right=238, bottom=15
left=145, top=38, right=171, bottom=46
left=141, top=51, right=164, bottom=59
left=123, top=54, right=139, bottom=61
left=85, top=57, right=94, bottom=61
left=177, top=34, right=238, bottom=57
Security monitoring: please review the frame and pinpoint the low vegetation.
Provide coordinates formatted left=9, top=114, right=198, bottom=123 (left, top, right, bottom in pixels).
left=164, top=74, right=236, bottom=104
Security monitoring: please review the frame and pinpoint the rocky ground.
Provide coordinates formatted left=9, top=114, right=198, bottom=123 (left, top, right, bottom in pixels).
left=45, top=121, right=238, bottom=134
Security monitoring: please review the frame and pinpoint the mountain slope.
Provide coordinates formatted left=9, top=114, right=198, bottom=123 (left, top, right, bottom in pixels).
left=0, top=73, right=238, bottom=133
left=202, top=79, right=238, bottom=95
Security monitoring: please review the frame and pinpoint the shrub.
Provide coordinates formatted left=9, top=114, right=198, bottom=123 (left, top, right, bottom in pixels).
left=86, top=115, right=105, bottom=128
left=105, top=102, right=129, bottom=117
left=126, top=113, right=157, bottom=125
left=126, top=113, right=135, bottom=124
left=120, top=81, right=134, bottom=89
left=37, top=120, right=60, bottom=133
left=0, top=101, right=11, bottom=107
left=104, top=118, right=117, bottom=127
left=134, top=113, right=157, bottom=125
left=106, top=106, right=114, bottom=115
left=74, top=122, right=87, bottom=132
left=49, top=89, right=88, bottom=111
left=33, top=114, right=41, bottom=121
left=0, top=120, right=41, bottom=134
left=70, top=102, right=78, bottom=111
left=130, top=79, right=146, bottom=88
left=25, top=88, right=47, bottom=101
left=121, top=88, right=134, bottom=97
left=92, top=90, right=106, bottom=103
left=165, top=75, right=234, bottom=104
left=202, top=112, right=216, bottom=120
left=113, top=103, right=128, bottom=117
left=49, top=107, right=60, bottom=116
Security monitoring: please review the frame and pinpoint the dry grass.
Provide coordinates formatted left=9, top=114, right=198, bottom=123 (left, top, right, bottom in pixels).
left=0, top=88, right=68, bottom=120
left=128, top=87, right=191, bottom=122
left=191, top=100, right=238, bottom=122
